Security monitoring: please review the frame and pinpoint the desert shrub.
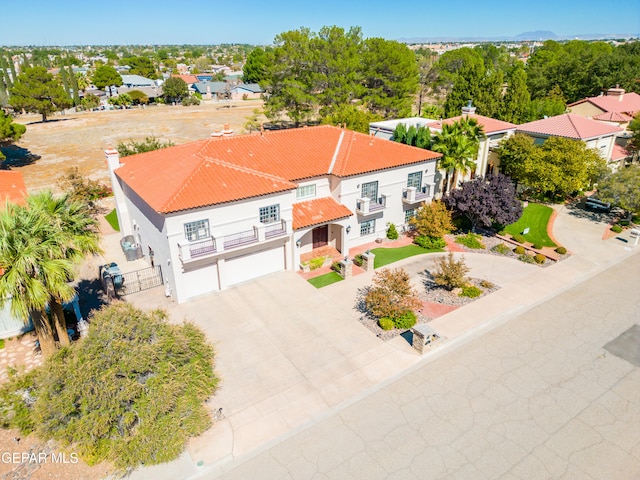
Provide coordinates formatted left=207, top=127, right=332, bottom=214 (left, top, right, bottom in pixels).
left=491, top=243, right=511, bottom=255
left=394, top=311, right=417, bottom=329
left=460, top=285, right=482, bottom=298
left=353, top=254, right=364, bottom=267
left=532, top=243, right=543, bottom=250
left=331, top=261, right=341, bottom=273
left=534, top=253, right=546, bottom=264
left=618, top=220, right=630, bottom=227
left=414, top=235, right=446, bottom=249
left=0, top=303, right=218, bottom=470
left=511, top=233, right=526, bottom=244
left=610, top=225, right=623, bottom=233
left=378, top=317, right=395, bottom=330
left=364, top=268, right=421, bottom=320
left=455, top=233, right=485, bottom=249
left=555, top=246, right=567, bottom=254
left=518, top=253, right=535, bottom=263
left=386, top=223, right=399, bottom=240
left=497, top=229, right=507, bottom=236
left=117, top=136, right=174, bottom=157
left=431, top=253, right=470, bottom=291
left=513, top=245, right=526, bottom=255
left=309, top=256, right=325, bottom=270
left=480, top=280, right=495, bottom=289
left=181, top=95, right=200, bottom=106
left=58, top=167, right=113, bottom=215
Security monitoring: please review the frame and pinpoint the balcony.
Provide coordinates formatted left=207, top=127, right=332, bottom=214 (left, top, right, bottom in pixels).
left=178, top=220, right=290, bottom=263
left=178, top=236, right=216, bottom=261
left=402, top=185, right=432, bottom=205
left=356, top=195, right=387, bottom=215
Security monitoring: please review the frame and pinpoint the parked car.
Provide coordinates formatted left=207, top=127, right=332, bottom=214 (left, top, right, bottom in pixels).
left=585, top=197, right=611, bottom=212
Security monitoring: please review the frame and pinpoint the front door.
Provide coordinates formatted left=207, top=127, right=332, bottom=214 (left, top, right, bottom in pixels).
left=312, top=225, right=328, bottom=248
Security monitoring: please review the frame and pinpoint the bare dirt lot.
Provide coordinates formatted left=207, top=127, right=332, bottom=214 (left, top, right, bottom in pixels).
left=7, top=100, right=261, bottom=192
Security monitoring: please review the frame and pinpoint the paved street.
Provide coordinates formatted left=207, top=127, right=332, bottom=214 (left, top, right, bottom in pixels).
left=209, top=251, right=640, bottom=480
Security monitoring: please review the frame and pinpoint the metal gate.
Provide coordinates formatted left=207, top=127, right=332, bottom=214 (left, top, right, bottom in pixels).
left=105, top=266, right=164, bottom=298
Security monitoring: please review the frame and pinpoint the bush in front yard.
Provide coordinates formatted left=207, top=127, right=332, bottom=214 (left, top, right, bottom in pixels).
left=431, top=252, right=470, bottom=291
left=460, top=285, right=482, bottom=298
left=610, top=225, right=623, bottom=233
left=534, top=253, right=546, bottom=264
left=386, top=223, right=399, bottom=240
left=353, top=254, right=364, bottom=267
left=414, top=235, right=446, bottom=249
left=518, top=253, right=535, bottom=263
left=378, top=317, right=395, bottom=330
left=491, top=243, right=511, bottom=255
left=511, top=233, right=526, bottom=244
left=393, top=311, right=417, bottom=329
left=555, top=246, right=567, bottom=254
left=364, top=268, right=421, bottom=320
left=455, top=233, right=485, bottom=249
left=513, top=245, right=526, bottom=255
left=309, top=256, right=325, bottom=270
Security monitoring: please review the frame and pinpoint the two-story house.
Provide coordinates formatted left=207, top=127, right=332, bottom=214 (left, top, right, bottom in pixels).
left=106, top=125, right=441, bottom=303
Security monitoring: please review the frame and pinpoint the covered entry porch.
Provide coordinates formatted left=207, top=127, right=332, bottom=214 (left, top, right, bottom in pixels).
left=292, top=197, right=353, bottom=270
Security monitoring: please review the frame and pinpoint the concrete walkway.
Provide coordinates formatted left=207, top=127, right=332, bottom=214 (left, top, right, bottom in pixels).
left=122, top=205, right=639, bottom=479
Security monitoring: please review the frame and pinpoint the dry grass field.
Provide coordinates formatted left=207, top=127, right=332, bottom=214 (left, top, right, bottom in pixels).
left=7, top=100, right=262, bottom=192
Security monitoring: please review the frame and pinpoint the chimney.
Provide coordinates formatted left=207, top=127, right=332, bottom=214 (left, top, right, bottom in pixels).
left=461, top=99, right=476, bottom=116
left=606, top=85, right=625, bottom=101
left=104, top=148, right=121, bottom=172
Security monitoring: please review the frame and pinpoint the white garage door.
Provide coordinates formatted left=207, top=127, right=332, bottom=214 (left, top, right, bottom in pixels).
left=225, top=247, right=285, bottom=287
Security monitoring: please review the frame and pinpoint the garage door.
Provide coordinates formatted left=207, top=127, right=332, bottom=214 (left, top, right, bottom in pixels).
left=225, top=246, right=285, bottom=287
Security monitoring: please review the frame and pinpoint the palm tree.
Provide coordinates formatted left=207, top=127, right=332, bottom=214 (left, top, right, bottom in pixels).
left=0, top=193, right=100, bottom=355
left=26, top=192, right=100, bottom=348
left=432, top=118, right=483, bottom=194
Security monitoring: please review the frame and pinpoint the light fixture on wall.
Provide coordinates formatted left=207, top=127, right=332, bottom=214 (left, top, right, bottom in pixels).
left=346, top=225, right=351, bottom=234
left=296, top=239, right=301, bottom=248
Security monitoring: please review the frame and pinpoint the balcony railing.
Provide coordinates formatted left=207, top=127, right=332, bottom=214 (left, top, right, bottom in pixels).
left=178, top=236, right=216, bottom=261
left=223, top=228, right=258, bottom=250
left=402, top=185, right=432, bottom=204
left=356, top=195, right=386, bottom=215
left=264, top=219, right=287, bottom=239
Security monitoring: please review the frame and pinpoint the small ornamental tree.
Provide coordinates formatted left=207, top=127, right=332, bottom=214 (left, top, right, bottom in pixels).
left=410, top=200, right=454, bottom=239
left=364, top=268, right=421, bottom=324
left=596, top=164, right=640, bottom=215
left=0, top=302, right=219, bottom=471
left=162, top=77, right=189, bottom=104
left=9, top=66, right=73, bottom=122
left=431, top=252, right=470, bottom=290
left=444, top=174, right=522, bottom=231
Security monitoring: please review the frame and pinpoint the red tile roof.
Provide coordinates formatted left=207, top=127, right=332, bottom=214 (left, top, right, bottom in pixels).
left=443, top=113, right=517, bottom=134
left=592, top=111, right=633, bottom=122
left=610, top=144, right=631, bottom=161
left=171, top=74, right=199, bottom=84
left=293, top=197, right=353, bottom=230
left=516, top=114, right=622, bottom=140
left=0, top=171, right=27, bottom=206
left=115, top=125, right=440, bottom=213
left=569, top=92, right=640, bottom=116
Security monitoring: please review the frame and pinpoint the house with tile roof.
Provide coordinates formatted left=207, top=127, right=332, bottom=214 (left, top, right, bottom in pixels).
left=568, top=87, right=640, bottom=130
left=105, top=125, right=441, bottom=303
left=370, top=106, right=518, bottom=190
left=516, top=113, right=623, bottom=169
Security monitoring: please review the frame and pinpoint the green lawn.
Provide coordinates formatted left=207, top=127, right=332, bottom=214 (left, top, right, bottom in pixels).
left=504, top=203, right=556, bottom=247
left=105, top=208, right=120, bottom=232
left=372, top=244, right=444, bottom=268
left=308, top=272, right=344, bottom=288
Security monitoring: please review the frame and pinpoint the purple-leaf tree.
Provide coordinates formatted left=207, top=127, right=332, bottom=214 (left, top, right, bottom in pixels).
left=444, top=174, right=522, bottom=231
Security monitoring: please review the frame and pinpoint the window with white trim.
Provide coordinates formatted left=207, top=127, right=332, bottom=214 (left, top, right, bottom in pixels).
left=361, top=181, right=378, bottom=201
left=405, top=209, right=416, bottom=224
left=407, top=171, right=422, bottom=189
left=184, top=219, right=210, bottom=242
left=259, top=204, right=280, bottom=224
left=360, top=219, right=375, bottom=236
left=296, top=184, right=316, bottom=199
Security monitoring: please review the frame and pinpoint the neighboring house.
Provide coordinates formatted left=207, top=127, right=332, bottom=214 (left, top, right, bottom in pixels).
left=370, top=106, right=517, bottom=191
left=193, top=81, right=230, bottom=99
left=171, top=74, right=200, bottom=89
left=106, top=125, right=441, bottom=303
left=568, top=87, right=640, bottom=130
left=516, top=113, right=623, bottom=170
left=120, top=74, right=157, bottom=88
left=230, top=83, right=263, bottom=100
left=117, top=85, right=163, bottom=100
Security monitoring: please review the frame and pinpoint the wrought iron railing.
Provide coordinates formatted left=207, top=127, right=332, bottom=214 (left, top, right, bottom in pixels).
left=264, top=220, right=287, bottom=239
left=224, top=228, right=258, bottom=249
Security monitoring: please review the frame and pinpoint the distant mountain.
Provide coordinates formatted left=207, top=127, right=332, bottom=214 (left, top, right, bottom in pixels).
left=399, top=31, right=639, bottom=43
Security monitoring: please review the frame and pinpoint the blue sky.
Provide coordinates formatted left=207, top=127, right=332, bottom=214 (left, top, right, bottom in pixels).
left=1, top=0, right=638, bottom=45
